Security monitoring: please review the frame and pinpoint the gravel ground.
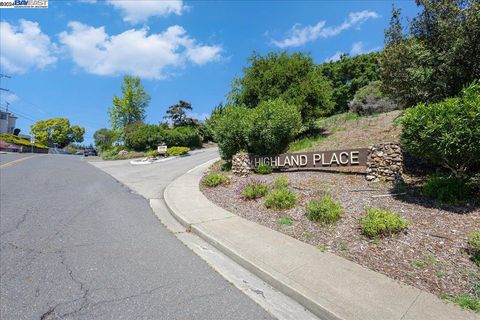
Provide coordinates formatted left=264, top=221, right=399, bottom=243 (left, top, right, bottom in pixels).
left=202, top=165, right=480, bottom=299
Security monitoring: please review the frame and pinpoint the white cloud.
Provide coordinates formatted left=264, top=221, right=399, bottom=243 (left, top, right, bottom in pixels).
left=59, top=21, right=222, bottom=79
left=0, top=20, right=57, bottom=74
left=324, top=41, right=381, bottom=62
left=271, top=10, right=379, bottom=48
left=0, top=92, right=18, bottom=104
left=106, top=0, right=185, bottom=23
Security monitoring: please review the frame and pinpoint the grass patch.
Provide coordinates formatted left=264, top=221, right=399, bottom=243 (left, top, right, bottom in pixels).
left=264, top=188, right=297, bottom=210
left=306, top=194, right=344, bottom=225
left=240, top=180, right=269, bottom=200
left=359, top=208, right=409, bottom=238
left=288, top=134, right=326, bottom=152
left=441, top=294, right=480, bottom=313
left=203, top=173, right=229, bottom=187
left=412, top=255, right=438, bottom=269
left=277, top=217, right=293, bottom=226
left=256, top=163, right=273, bottom=174
left=273, top=176, right=289, bottom=189
left=469, top=231, right=480, bottom=266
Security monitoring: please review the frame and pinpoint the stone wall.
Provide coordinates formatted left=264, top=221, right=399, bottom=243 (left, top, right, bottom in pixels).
left=232, top=151, right=252, bottom=177
left=366, top=143, right=403, bottom=182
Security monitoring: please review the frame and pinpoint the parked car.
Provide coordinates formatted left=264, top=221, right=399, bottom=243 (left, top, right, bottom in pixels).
left=83, top=147, right=97, bottom=156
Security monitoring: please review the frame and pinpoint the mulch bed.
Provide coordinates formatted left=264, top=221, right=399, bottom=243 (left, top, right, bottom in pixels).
left=202, top=165, right=480, bottom=299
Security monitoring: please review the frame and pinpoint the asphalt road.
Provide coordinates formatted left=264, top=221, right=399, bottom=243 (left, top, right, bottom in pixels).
left=0, top=151, right=275, bottom=320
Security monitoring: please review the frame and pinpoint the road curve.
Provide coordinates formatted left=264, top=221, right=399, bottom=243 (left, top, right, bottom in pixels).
left=0, top=151, right=274, bottom=320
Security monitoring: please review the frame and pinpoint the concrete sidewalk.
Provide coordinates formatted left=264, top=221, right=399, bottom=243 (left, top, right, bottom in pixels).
left=164, top=159, right=479, bottom=320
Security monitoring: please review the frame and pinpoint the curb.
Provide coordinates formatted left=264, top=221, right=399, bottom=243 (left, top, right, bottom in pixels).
left=163, top=159, right=479, bottom=320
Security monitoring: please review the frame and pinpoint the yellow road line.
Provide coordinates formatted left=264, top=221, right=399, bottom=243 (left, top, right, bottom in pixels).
left=0, top=154, right=45, bottom=169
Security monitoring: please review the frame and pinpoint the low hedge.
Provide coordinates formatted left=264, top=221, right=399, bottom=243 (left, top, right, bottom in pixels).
left=0, top=133, right=48, bottom=149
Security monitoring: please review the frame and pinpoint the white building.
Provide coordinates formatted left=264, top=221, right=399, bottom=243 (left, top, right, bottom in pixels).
left=0, top=109, right=17, bottom=134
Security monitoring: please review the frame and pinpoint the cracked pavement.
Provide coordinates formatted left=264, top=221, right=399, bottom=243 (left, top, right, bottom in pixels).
left=0, top=153, right=275, bottom=320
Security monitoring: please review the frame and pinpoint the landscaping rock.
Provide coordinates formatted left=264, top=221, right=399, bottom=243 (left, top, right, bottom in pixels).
left=366, top=143, right=403, bottom=181
left=232, top=152, right=252, bottom=177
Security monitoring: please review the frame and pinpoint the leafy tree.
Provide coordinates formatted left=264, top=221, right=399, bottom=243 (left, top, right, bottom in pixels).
left=13, top=128, right=20, bottom=136
left=109, top=75, right=150, bottom=140
left=381, top=0, right=480, bottom=107
left=93, top=128, right=118, bottom=151
left=401, top=81, right=480, bottom=177
left=31, top=118, right=85, bottom=148
left=229, top=51, right=333, bottom=127
left=212, top=106, right=251, bottom=160
left=318, top=52, right=380, bottom=113
left=165, top=100, right=197, bottom=127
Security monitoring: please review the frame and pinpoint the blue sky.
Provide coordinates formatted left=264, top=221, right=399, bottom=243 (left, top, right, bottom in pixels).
left=0, top=0, right=419, bottom=145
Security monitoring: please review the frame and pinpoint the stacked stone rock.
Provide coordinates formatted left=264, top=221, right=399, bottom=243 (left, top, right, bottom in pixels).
left=232, top=152, right=252, bottom=177
left=366, top=143, right=403, bottom=182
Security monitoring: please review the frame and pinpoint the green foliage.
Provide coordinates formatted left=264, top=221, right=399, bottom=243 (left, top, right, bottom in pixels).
left=125, top=125, right=163, bottom=151
left=93, top=128, right=118, bottom=151
left=256, top=163, right=273, bottom=175
left=166, top=146, right=190, bottom=156
left=0, top=133, right=48, bottom=149
left=401, top=82, right=480, bottom=177
left=203, top=173, right=228, bottom=188
left=288, top=134, right=326, bottom=152
left=422, top=175, right=472, bottom=206
left=211, top=105, right=251, bottom=160
left=359, top=208, right=408, bottom=238
left=240, top=180, right=269, bottom=200
left=145, top=149, right=159, bottom=157
left=125, top=125, right=201, bottom=151
left=109, top=76, right=150, bottom=140
left=264, top=188, right=297, bottom=210
left=30, top=118, right=84, bottom=148
left=100, top=148, right=145, bottom=161
left=247, top=99, right=302, bottom=155
left=273, top=177, right=289, bottom=189
left=381, top=1, right=480, bottom=107
left=348, top=81, right=397, bottom=115
left=164, top=126, right=202, bottom=149
left=306, top=195, right=344, bottom=225
left=319, top=52, right=380, bottom=113
left=229, top=51, right=334, bottom=126
left=277, top=217, right=293, bottom=226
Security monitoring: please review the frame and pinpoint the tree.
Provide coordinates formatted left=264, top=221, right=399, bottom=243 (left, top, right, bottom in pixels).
left=30, top=118, right=85, bottom=148
left=165, top=100, right=196, bottom=127
left=109, top=75, right=150, bottom=140
left=318, top=52, right=380, bottom=113
left=381, top=0, right=480, bottom=107
left=229, top=51, right=333, bottom=127
left=93, top=128, right=118, bottom=151
left=13, top=128, right=20, bottom=136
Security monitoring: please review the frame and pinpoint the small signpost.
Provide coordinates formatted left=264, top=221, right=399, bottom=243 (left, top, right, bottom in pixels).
left=157, top=144, right=167, bottom=155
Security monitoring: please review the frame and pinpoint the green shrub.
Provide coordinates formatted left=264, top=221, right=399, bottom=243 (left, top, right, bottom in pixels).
left=240, top=180, right=269, bottom=200
left=247, top=99, right=302, bottom=155
left=401, top=81, right=480, bottom=177
left=442, top=294, right=480, bottom=313
left=145, top=149, right=160, bottom=157
left=166, top=146, right=190, bottom=156
left=306, top=195, right=344, bottom=225
left=203, top=173, right=228, bottom=187
left=164, top=126, right=202, bottom=149
left=0, top=133, right=48, bottom=149
left=221, top=161, right=232, bottom=172
left=348, top=81, right=397, bottom=115
left=212, top=105, right=251, bottom=160
left=264, top=188, right=297, bottom=210
left=273, top=177, right=289, bottom=189
left=125, top=125, right=164, bottom=151
left=359, top=208, right=408, bottom=238
left=256, top=163, right=273, bottom=175
left=422, top=175, right=472, bottom=206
